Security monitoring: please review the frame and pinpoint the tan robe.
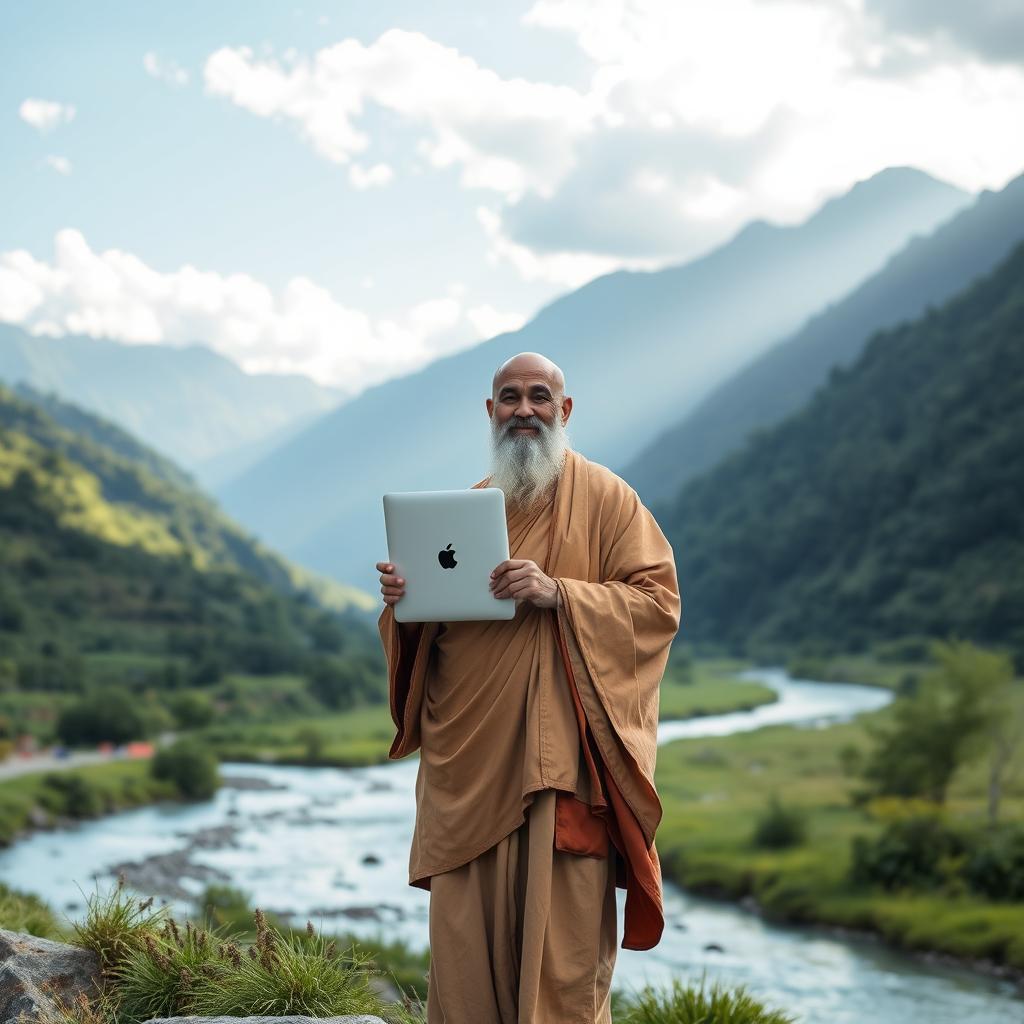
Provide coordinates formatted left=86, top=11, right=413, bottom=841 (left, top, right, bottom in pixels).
left=426, top=787, right=617, bottom=1024
left=378, top=446, right=681, bottom=1014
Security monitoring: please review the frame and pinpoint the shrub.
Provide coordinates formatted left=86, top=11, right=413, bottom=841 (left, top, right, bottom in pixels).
left=850, top=814, right=966, bottom=890
left=167, top=692, right=215, bottom=729
left=57, top=688, right=148, bottom=746
left=617, top=972, right=796, bottom=1024
left=39, top=772, right=104, bottom=818
left=150, top=739, right=220, bottom=799
left=751, top=794, right=807, bottom=850
left=962, top=824, right=1024, bottom=901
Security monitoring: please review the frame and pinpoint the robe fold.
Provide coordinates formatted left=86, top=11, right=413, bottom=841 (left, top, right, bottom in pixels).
left=378, top=445, right=681, bottom=950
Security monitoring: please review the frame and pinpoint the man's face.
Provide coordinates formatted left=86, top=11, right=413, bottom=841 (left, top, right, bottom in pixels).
left=485, top=364, right=572, bottom=508
left=486, top=370, right=566, bottom=437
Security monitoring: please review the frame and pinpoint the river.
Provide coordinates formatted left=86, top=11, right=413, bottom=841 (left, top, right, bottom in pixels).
left=2, top=668, right=1021, bottom=1023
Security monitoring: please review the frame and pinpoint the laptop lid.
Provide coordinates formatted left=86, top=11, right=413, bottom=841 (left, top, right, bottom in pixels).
left=382, top=487, right=517, bottom=623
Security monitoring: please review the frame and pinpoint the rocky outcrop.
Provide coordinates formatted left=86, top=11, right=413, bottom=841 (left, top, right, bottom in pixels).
left=0, top=928, right=102, bottom=1024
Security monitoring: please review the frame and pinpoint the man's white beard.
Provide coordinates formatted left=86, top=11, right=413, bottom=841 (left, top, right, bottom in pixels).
left=488, top=412, right=569, bottom=511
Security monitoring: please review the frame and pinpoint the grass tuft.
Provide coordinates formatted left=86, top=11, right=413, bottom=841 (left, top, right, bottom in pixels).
left=616, top=971, right=797, bottom=1024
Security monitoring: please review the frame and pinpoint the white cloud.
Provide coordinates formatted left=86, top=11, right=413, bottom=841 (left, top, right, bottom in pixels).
left=203, top=29, right=602, bottom=200
left=19, top=98, right=76, bottom=133
left=0, top=230, right=526, bottom=391
left=348, top=161, right=394, bottom=189
left=465, top=303, right=528, bottom=339
left=143, top=52, right=190, bottom=87
left=44, top=155, right=72, bottom=175
left=476, top=205, right=659, bottom=287
left=501, top=0, right=1024, bottom=259
left=196, top=6, right=1023, bottom=280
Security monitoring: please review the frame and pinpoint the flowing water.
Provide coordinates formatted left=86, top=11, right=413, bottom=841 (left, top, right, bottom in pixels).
left=2, top=668, right=1020, bottom=1023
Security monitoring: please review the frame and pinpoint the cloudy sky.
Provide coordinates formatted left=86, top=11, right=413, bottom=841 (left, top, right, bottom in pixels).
left=2, top=0, right=1023, bottom=394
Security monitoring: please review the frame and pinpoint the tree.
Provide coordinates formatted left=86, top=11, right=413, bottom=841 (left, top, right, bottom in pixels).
left=57, top=687, right=149, bottom=745
left=972, top=647, right=1024, bottom=824
left=295, top=725, right=326, bottom=763
left=859, top=638, right=1001, bottom=804
left=150, top=738, right=220, bottom=798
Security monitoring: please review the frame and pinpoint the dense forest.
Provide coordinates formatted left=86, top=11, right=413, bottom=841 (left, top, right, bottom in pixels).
left=0, top=383, right=384, bottom=738
left=655, top=238, right=1024, bottom=667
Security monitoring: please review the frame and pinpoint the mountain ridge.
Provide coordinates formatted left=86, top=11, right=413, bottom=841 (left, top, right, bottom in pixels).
left=214, top=165, right=971, bottom=591
left=621, top=169, right=1024, bottom=501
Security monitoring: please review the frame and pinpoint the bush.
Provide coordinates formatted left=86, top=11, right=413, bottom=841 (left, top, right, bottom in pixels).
left=150, top=739, right=220, bottom=799
left=850, top=815, right=966, bottom=891
left=39, top=772, right=105, bottom=818
left=751, top=795, right=807, bottom=850
left=962, top=824, right=1024, bottom=901
left=305, top=654, right=384, bottom=710
left=617, top=972, right=796, bottom=1024
left=57, top=688, right=148, bottom=745
left=168, top=692, right=215, bottom=729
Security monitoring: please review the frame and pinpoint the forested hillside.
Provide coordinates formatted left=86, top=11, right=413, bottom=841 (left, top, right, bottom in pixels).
left=656, top=238, right=1024, bottom=665
left=622, top=170, right=1024, bottom=503
left=0, top=383, right=379, bottom=704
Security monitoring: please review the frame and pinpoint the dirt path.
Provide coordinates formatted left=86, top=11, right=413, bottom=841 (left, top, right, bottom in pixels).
left=0, top=731, right=178, bottom=780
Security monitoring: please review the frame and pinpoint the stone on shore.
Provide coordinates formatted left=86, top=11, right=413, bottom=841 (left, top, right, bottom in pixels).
left=0, top=928, right=101, bottom=1024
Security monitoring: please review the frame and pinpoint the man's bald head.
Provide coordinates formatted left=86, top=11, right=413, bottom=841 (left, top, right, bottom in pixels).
left=486, top=351, right=572, bottom=510
left=491, top=352, right=565, bottom=399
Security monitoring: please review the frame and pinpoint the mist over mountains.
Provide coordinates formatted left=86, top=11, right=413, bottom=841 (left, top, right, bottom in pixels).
left=0, top=327, right=347, bottom=488
left=211, top=166, right=970, bottom=591
left=620, top=170, right=1024, bottom=503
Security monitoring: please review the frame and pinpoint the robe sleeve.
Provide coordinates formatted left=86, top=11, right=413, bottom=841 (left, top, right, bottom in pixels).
left=554, top=483, right=681, bottom=787
left=378, top=602, right=427, bottom=757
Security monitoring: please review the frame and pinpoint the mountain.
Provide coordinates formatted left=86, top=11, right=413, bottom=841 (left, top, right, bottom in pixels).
left=621, top=170, right=1024, bottom=503
left=0, top=381, right=378, bottom=691
left=0, top=327, right=348, bottom=478
left=652, top=238, right=1024, bottom=663
left=215, top=166, right=971, bottom=591
left=190, top=407, right=329, bottom=491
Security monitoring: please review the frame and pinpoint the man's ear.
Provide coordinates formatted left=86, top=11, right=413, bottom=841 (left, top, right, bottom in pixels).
left=486, top=397, right=494, bottom=416
left=561, top=395, right=573, bottom=424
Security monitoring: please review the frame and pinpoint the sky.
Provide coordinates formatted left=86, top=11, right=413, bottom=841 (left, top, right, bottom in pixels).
left=2, top=0, right=1023, bottom=396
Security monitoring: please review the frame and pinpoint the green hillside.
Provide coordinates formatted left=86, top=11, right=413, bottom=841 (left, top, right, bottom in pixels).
left=622, top=171, right=1024, bottom=503
left=655, top=238, right=1024, bottom=666
left=0, top=382, right=379, bottom=701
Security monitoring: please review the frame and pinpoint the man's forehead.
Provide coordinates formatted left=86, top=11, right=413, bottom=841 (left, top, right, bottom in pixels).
left=494, top=371, right=557, bottom=391
left=493, top=356, right=563, bottom=393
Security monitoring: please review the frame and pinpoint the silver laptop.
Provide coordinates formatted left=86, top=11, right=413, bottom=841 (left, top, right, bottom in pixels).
left=382, top=487, right=517, bottom=623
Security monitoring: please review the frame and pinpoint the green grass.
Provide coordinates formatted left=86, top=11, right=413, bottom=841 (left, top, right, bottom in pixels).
left=29, top=877, right=425, bottom=1024
left=654, top=684, right=1024, bottom=973
left=199, top=659, right=777, bottom=768
left=197, top=702, right=399, bottom=767
left=6, top=877, right=802, bottom=1024
left=0, top=760, right=179, bottom=846
left=659, top=660, right=775, bottom=720
left=615, top=973, right=796, bottom=1024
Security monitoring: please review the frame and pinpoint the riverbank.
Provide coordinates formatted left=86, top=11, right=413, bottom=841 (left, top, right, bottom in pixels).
left=0, top=658, right=776, bottom=844
left=0, top=758, right=179, bottom=846
left=194, top=657, right=777, bottom=768
left=653, top=697, right=1024, bottom=987
left=3, top=660, right=1021, bottom=1020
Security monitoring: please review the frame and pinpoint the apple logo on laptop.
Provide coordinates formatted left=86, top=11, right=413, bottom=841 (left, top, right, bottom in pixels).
left=438, top=543, right=458, bottom=569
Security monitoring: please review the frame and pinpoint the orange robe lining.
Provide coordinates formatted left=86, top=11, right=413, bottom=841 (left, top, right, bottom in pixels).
left=549, top=612, right=664, bottom=951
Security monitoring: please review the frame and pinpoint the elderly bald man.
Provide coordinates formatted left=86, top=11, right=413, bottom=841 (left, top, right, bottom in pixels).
left=376, top=352, right=681, bottom=1024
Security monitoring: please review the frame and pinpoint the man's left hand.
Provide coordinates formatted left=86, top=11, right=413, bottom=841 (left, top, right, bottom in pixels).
left=490, top=558, right=560, bottom=609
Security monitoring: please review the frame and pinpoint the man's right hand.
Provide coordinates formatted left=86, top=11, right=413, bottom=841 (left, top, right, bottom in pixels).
left=377, top=561, right=406, bottom=605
